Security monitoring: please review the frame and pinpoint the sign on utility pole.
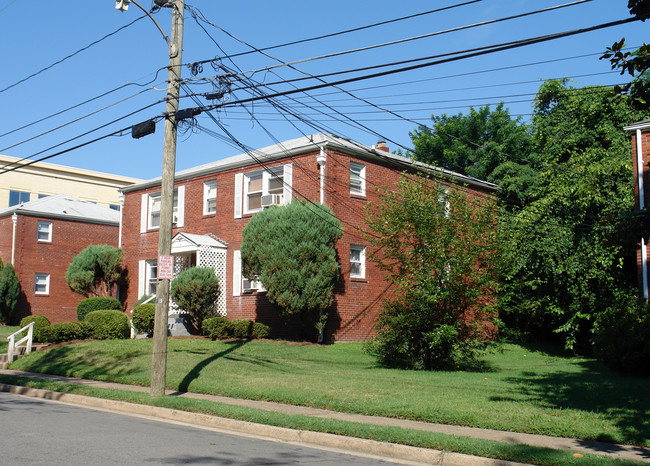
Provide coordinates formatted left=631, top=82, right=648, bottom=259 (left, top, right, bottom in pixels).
left=151, top=0, right=184, bottom=397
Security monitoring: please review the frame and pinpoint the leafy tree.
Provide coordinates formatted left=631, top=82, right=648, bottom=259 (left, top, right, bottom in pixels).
left=408, top=103, right=537, bottom=206
left=65, top=245, right=127, bottom=297
left=500, top=79, right=647, bottom=348
left=0, top=263, right=20, bottom=323
left=365, top=174, right=498, bottom=370
left=600, top=0, right=649, bottom=110
left=241, top=200, right=342, bottom=341
left=170, top=267, right=220, bottom=331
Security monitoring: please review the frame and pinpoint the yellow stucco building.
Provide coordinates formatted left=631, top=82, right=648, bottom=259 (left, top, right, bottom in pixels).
left=0, top=154, right=141, bottom=209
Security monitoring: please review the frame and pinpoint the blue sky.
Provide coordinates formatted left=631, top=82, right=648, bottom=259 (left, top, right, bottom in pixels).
left=0, top=0, right=646, bottom=181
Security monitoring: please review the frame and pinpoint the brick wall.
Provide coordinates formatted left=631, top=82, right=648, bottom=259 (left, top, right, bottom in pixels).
left=121, top=146, right=496, bottom=341
left=0, top=214, right=119, bottom=324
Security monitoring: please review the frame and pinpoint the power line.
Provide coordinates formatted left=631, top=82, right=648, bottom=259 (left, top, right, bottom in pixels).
left=0, top=15, right=147, bottom=95
left=184, top=0, right=483, bottom=66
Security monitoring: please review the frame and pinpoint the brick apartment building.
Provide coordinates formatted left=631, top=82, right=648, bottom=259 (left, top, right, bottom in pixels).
left=0, top=194, right=120, bottom=324
left=626, top=119, right=650, bottom=299
left=120, top=133, right=499, bottom=341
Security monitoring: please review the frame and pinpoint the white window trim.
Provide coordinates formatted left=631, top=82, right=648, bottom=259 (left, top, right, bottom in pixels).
left=145, top=187, right=183, bottom=230
left=34, top=273, right=50, bottom=295
left=233, top=250, right=264, bottom=296
left=237, top=164, right=292, bottom=216
left=350, top=162, right=366, bottom=196
left=37, top=221, right=52, bottom=242
left=203, top=180, right=217, bottom=215
left=350, top=245, right=366, bottom=279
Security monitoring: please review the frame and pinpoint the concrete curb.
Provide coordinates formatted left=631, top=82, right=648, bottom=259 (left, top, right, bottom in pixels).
left=0, top=383, right=526, bottom=466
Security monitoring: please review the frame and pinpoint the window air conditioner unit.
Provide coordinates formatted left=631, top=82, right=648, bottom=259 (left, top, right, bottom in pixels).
left=261, top=194, right=284, bottom=208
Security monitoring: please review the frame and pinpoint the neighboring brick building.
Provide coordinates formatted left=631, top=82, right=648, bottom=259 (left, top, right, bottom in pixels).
left=625, top=119, right=650, bottom=298
left=120, top=133, right=499, bottom=341
left=0, top=195, right=120, bottom=324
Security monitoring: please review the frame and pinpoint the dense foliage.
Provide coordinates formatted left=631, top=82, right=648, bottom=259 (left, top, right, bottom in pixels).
left=365, top=175, right=498, bottom=370
left=131, top=303, right=155, bottom=335
left=170, top=267, right=220, bottom=331
left=241, top=200, right=342, bottom=341
left=0, top=262, right=21, bottom=324
left=593, top=293, right=650, bottom=376
left=66, top=245, right=127, bottom=297
left=38, top=322, right=93, bottom=344
left=83, top=310, right=130, bottom=340
left=408, top=79, right=648, bottom=357
left=202, top=316, right=270, bottom=340
left=76, top=296, right=122, bottom=321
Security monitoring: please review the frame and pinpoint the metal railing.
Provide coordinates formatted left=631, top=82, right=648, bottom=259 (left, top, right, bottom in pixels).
left=7, top=322, right=34, bottom=362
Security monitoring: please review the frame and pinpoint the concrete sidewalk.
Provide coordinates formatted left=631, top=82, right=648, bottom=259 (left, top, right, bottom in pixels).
left=1, top=369, right=648, bottom=464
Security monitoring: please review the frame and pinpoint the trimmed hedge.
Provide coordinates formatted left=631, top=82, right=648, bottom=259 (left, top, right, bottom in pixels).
left=132, top=303, right=155, bottom=335
left=19, top=315, right=51, bottom=343
left=77, top=297, right=122, bottom=321
left=84, top=310, right=130, bottom=340
left=202, top=317, right=270, bottom=340
left=39, top=322, right=81, bottom=344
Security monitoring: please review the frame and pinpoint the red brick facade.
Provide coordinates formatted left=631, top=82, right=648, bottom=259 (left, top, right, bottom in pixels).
left=627, top=120, right=650, bottom=297
left=120, top=134, right=498, bottom=341
left=0, top=214, right=119, bottom=324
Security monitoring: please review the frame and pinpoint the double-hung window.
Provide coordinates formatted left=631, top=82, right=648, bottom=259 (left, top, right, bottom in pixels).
left=244, top=167, right=285, bottom=214
left=203, top=181, right=217, bottom=215
left=350, top=245, right=366, bottom=279
left=143, top=188, right=182, bottom=231
left=146, top=260, right=158, bottom=295
left=37, top=221, right=52, bottom=242
left=34, top=273, right=50, bottom=295
left=350, top=163, right=366, bottom=196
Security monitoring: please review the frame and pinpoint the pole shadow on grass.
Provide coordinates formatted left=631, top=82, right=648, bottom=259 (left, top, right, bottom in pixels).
left=173, top=340, right=247, bottom=394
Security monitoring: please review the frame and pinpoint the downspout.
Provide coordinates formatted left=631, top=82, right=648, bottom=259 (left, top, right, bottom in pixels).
left=11, top=213, right=17, bottom=264
left=118, top=194, right=125, bottom=249
left=317, top=146, right=327, bottom=205
left=636, top=129, right=648, bottom=299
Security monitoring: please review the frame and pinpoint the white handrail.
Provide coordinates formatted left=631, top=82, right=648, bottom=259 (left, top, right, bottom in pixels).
left=7, top=322, right=34, bottom=363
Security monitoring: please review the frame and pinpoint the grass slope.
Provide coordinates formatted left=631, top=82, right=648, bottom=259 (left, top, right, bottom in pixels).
left=9, top=339, right=650, bottom=447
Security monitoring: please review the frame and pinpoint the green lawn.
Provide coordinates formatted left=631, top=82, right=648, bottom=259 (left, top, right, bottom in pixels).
left=0, top=326, right=20, bottom=353
left=8, top=338, right=650, bottom=447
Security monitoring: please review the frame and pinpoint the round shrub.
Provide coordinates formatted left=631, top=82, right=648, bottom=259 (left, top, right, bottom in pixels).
left=171, top=267, right=220, bottom=331
left=132, top=303, right=155, bottom=335
left=594, top=295, right=650, bottom=377
left=252, top=322, right=270, bottom=339
left=84, top=310, right=130, bottom=340
left=231, top=319, right=254, bottom=339
left=38, top=322, right=83, bottom=344
left=77, top=297, right=122, bottom=321
left=20, top=315, right=51, bottom=343
left=202, top=316, right=231, bottom=340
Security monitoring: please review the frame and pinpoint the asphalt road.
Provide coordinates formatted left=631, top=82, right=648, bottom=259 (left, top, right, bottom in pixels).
left=0, top=392, right=411, bottom=465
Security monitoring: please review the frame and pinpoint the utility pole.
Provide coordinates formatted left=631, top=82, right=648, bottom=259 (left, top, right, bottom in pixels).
left=151, top=0, right=184, bottom=397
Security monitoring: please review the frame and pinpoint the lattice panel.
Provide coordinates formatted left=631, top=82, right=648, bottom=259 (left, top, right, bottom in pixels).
left=198, top=246, right=228, bottom=316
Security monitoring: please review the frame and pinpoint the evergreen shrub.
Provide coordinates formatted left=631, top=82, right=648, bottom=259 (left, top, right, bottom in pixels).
left=132, top=303, right=155, bottom=335
left=38, top=322, right=84, bottom=344
left=19, top=315, right=51, bottom=343
left=77, top=297, right=122, bottom=321
left=84, top=310, right=130, bottom=340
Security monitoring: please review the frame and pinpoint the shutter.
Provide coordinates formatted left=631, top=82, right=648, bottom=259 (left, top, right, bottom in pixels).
left=140, top=193, right=148, bottom=233
left=283, top=163, right=292, bottom=205
left=176, top=185, right=185, bottom=227
left=234, top=173, right=243, bottom=218
left=138, top=260, right=146, bottom=298
left=233, top=250, right=242, bottom=296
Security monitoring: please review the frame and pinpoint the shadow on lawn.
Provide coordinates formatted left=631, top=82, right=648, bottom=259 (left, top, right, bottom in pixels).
left=175, top=340, right=247, bottom=393
left=494, top=350, right=650, bottom=448
left=12, top=345, right=143, bottom=380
